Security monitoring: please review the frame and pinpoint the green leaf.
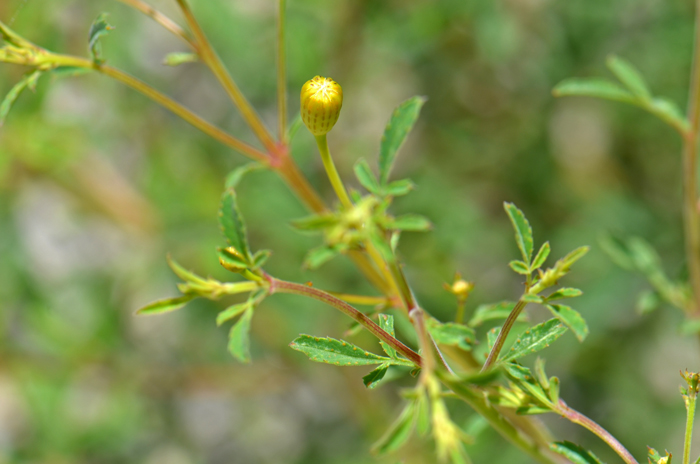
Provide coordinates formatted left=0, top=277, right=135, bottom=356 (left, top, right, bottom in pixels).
left=531, top=242, right=550, bottom=270
left=503, top=202, right=534, bottom=264
left=558, top=246, right=590, bottom=271
left=386, top=214, right=432, bottom=232
left=548, top=376, right=560, bottom=403
left=219, top=188, right=252, bottom=262
left=509, top=260, right=530, bottom=275
left=546, top=288, right=583, bottom=301
left=599, top=234, right=636, bottom=270
left=167, top=255, right=207, bottom=284
left=0, top=70, right=41, bottom=127
left=427, top=319, right=475, bottom=351
left=469, top=301, right=518, bottom=327
left=88, top=13, right=114, bottom=63
left=286, top=112, right=303, bottom=142
left=354, top=158, right=381, bottom=194
left=606, top=55, right=651, bottom=100
left=51, top=67, right=93, bottom=79
left=378, top=96, right=427, bottom=185
left=500, top=319, right=567, bottom=363
left=521, top=294, right=543, bottom=304
left=415, top=393, right=430, bottom=435
left=371, top=402, right=416, bottom=455
left=533, top=357, right=549, bottom=389
left=384, top=179, right=415, bottom=197
left=303, top=245, right=343, bottom=270
left=363, top=364, right=389, bottom=389
left=649, top=97, right=689, bottom=133
left=217, top=247, right=249, bottom=272
left=550, top=441, right=606, bottom=464
left=378, top=313, right=397, bottom=358
left=291, top=213, right=339, bottom=231
left=136, top=294, right=195, bottom=315
left=251, top=249, right=271, bottom=269
left=546, top=305, right=588, bottom=342
left=228, top=307, right=254, bottom=363
left=163, top=52, right=198, bottom=66
left=553, top=78, right=637, bottom=104
left=216, top=301, right=251, bottom=326
left=289, top=335, right=390, bottom=366
left=225, top=163, right=266, bottom=189
left=636, top=290, right=661, bottom=315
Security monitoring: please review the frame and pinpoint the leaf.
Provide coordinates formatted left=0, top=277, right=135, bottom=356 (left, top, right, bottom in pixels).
left=558, top=246, right=590, bottom=271
left=378, top=313, right=397, bottom=358
left=521, top=294, right=543, bottom=304
left=548, top=376, right=560, bottom=403
left=649, top=97, right=689, bottom=133
left=384, top=179, right=415, bottom=197
left=599, top=234, right=636, bottom=270
left=217, top=247, right=249, bottom=272
left=606, top=55, right=651, bottom=100
left=550, top=441, right=606, bottom=464
left=546, top=305, right=588, bottom=342
left=469, top=301, right=518, bottom=327
left=216, top=301, right=250, bottom=326
left=386, top=214, right=432, bottom=232
left=427, top=320, right=475, bottom=351
left=303, top=245, right=343, bottom=269
left=136, top=294, right=195, bottom=315
left=286, top=112, right=303, bottom=141
left=378, top=96, right=427, bottom=185
left=251, top=249, right=271, bottom=269
left=289, top=335, right=390, bottom=366
left=167, top=255, right=208, bottom=284
left=163, top=52, right=198, bottom=66
left=363, top=364, right=389, bottom=389
left=509, top=260, right=530, bottom=275
left=219, top=188, right=252, bottom=262
left=546, top=288, right=583, bottom=301
left=0, top=70, right=41, bottom=127
left=225, top=163, right=266, bottom=189
left=88, top=13, right=114, bottom=63
left=371, top=402, right=416, bottom=455
left=354, top=158, right=381, bottom=194
left=291, top=213, right=339, bottom=231
left=500, top=319, right=567, bottom=363
left=553, top=78, right=637, bottom=104
left=636, top=290, right=661, bottom=315
left=503, top=202, right=534, bottom=264
left=531, top=242, right=550, bottom=270
left=228, top=307, right=254, bottom=362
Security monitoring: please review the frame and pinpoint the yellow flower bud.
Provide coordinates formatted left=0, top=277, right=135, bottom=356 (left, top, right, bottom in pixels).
left=300, top=76, right=343, bottom=136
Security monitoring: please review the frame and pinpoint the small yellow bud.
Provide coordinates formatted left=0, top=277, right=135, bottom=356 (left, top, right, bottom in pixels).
left=300, top=76, right=343, bottom=136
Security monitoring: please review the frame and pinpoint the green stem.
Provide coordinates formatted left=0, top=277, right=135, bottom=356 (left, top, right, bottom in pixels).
left=481, top=299, right=527, bottom=371
left=555, top=400, right=639, bottom=464
left=114, top=0, right=195, bottom=48
left=684, top=0, right=700, bottom=315
left=314, top=134, right=353, bottom=210
left=684, top=390, right=697, bottom=464
left=268, top=277, right=422, bottom=366
left=45, top=54, right=268, bottom=162
left=277, top=0, right=287, bottom=142
left=455, top=298, right=466, bottom=324
left=175, top=0, right=277, bottom=153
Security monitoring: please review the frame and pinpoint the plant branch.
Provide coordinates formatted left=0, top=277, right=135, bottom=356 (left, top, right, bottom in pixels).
left=43, top=54, right=268, bottom=162
left=684, top=389, right=696, bottom=464
left=174, top=0, right=277, bottom=152
left=555, top=399, right=639, bottom=464
left=684, top=0, right=700, bottom=315
left=277, top=0, right=287, bottom=142
left=268, top=277, right=422, bottom=367
left=481, top=299, right=527, bottom=371
left=115, top=0, right=195, bottom=48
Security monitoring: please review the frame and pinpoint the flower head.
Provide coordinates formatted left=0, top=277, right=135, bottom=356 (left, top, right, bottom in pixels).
left=300, top=76, right=343, bottom=136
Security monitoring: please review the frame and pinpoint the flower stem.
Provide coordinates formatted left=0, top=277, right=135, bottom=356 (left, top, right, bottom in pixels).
left=684, top=0, right=700, bottom=314
left=175, top=0, right=277, bottom=153
left=268, top=277, right=422, bottom=366
left=555, top=399, right=639, bottom=464
left=314, top=134, right=353, bottom=210
left=481, top=299, right=527, bottom=371
left=277, top=0, right=288, bottom=142
left=683, top=386, right=698, bottom=464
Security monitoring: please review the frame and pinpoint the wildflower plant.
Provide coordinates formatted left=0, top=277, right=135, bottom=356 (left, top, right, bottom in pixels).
left=2, top=1, right=700, bottom=463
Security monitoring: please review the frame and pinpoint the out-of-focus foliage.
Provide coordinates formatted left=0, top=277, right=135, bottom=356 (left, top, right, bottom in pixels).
left=0, top=0, right=697, bottom=463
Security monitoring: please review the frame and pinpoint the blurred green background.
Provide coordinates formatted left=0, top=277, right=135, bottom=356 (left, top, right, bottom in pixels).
left=0, top=0, right=697, bottom=463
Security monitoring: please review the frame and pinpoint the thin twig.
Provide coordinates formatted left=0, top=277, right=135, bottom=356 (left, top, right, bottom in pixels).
left=115, top=0, right=195, bottom=48
left=277, top=0, right=287, bottom=141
